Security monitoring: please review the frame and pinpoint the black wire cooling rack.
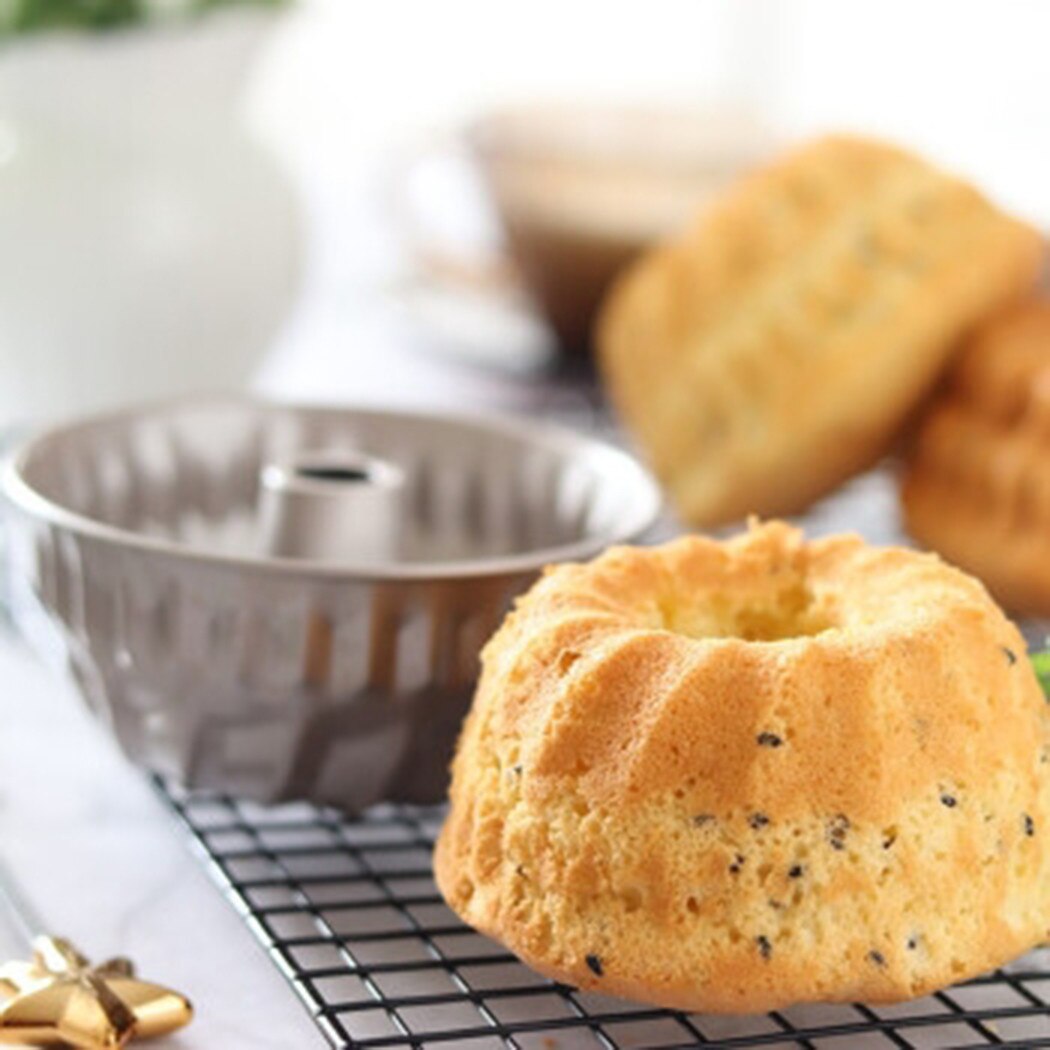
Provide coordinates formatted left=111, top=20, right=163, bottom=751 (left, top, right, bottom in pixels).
left=159, top=780, right=1050, bottom=1050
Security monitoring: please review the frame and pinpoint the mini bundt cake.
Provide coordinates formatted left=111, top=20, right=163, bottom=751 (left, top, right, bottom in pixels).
left=435, top=522, right=1050, bottom=1013
left=903, top=300, right=1050, bottom=614
left=597, top=134, right=1043, bottom=527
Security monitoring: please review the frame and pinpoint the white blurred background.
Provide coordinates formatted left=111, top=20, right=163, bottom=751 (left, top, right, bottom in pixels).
left=251, top=0, right=1049, bottom=215
left=2, top=0, right=1048, bottom=421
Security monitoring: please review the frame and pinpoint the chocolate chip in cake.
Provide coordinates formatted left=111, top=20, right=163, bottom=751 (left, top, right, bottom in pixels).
left=788, top=864, right=804, bottom=879
left=1003, top=646, right=1018, bottom=665
left=868, top=950, right=886, bottom=967
left=756, top=935, right=772, bottom=960
left=692, top=813, right=715, bottom=827
left=940, top=793, right=958, bottom=808
left=1024, top=813, right=1036, bottom=837
left=728, top=853, right=745, bottom=875
left=756, top=731, right=783, bottom=748
left=906, top=935, right=920, bottom=951
left=748, top=812, right=770, bottom=830
left=585, top=954, right=603, bottom=977
left=828, top=814, right=850, bottom=850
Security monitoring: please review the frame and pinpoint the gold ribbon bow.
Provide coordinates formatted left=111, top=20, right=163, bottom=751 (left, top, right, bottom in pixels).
left=0, top=934, right=192, bottom=1048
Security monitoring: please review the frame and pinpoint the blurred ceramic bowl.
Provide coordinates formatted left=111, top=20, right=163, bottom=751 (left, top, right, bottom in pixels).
left=0, top=9, right=299, bottom=426
left=2, top=396, right=661, bottom=811
left=470, top=103, right=774, bottom=352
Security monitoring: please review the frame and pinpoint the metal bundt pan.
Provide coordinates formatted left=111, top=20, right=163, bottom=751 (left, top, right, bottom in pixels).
left=2, top=397, right=661, bottom=810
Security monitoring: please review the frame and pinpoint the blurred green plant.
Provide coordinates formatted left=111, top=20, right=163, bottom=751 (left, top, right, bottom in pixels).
left=0, top=0, right=287, bottom=34
left=1032, top=650, right=1050, bottom=700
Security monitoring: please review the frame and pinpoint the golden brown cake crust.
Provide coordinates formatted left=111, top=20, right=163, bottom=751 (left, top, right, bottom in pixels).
left=434, top=522, right=1050, bottom=1013
left=597, top=135, right=1043, bottom=527
left=903, top=300, right=1050, bottom=614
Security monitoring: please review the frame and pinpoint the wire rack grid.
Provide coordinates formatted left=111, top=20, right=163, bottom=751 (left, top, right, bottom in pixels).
left=162, top=781, right=1050, bottom=1050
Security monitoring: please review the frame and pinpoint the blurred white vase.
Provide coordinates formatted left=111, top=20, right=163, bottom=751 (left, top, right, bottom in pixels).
left=0, top=9, right=300, bottom=426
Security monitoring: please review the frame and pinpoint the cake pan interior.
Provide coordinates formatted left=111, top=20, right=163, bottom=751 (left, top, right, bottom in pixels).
left=10, top=397, right=659, bottom=572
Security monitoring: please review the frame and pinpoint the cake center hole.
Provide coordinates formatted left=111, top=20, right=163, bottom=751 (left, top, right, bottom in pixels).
left=662, top=581, right=836, bottom=642
left=731, top=600, right=834, bottom=642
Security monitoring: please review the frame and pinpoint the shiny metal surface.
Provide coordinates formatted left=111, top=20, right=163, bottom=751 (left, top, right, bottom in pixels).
left=257, top=448, right=406, bottom=564
left=2, top=397, right=661, bottom=810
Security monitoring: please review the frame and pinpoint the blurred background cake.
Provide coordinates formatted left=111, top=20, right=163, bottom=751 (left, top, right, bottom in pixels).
left=903, top=300, right=1050, bottom=614
left=597, top=135, right=1042, bottom=526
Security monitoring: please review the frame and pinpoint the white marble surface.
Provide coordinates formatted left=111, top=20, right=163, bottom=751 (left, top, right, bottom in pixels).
left=0, top=632, right=324, bottom=1048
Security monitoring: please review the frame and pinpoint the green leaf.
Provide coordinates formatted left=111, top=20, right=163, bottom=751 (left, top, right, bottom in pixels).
left=1030, top=650, right=1050, bottom=701
left=1, top=0, right=287, bottom=35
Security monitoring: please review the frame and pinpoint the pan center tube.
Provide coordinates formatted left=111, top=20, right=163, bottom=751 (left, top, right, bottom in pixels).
left=257, top=449, right=405, bottom=564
